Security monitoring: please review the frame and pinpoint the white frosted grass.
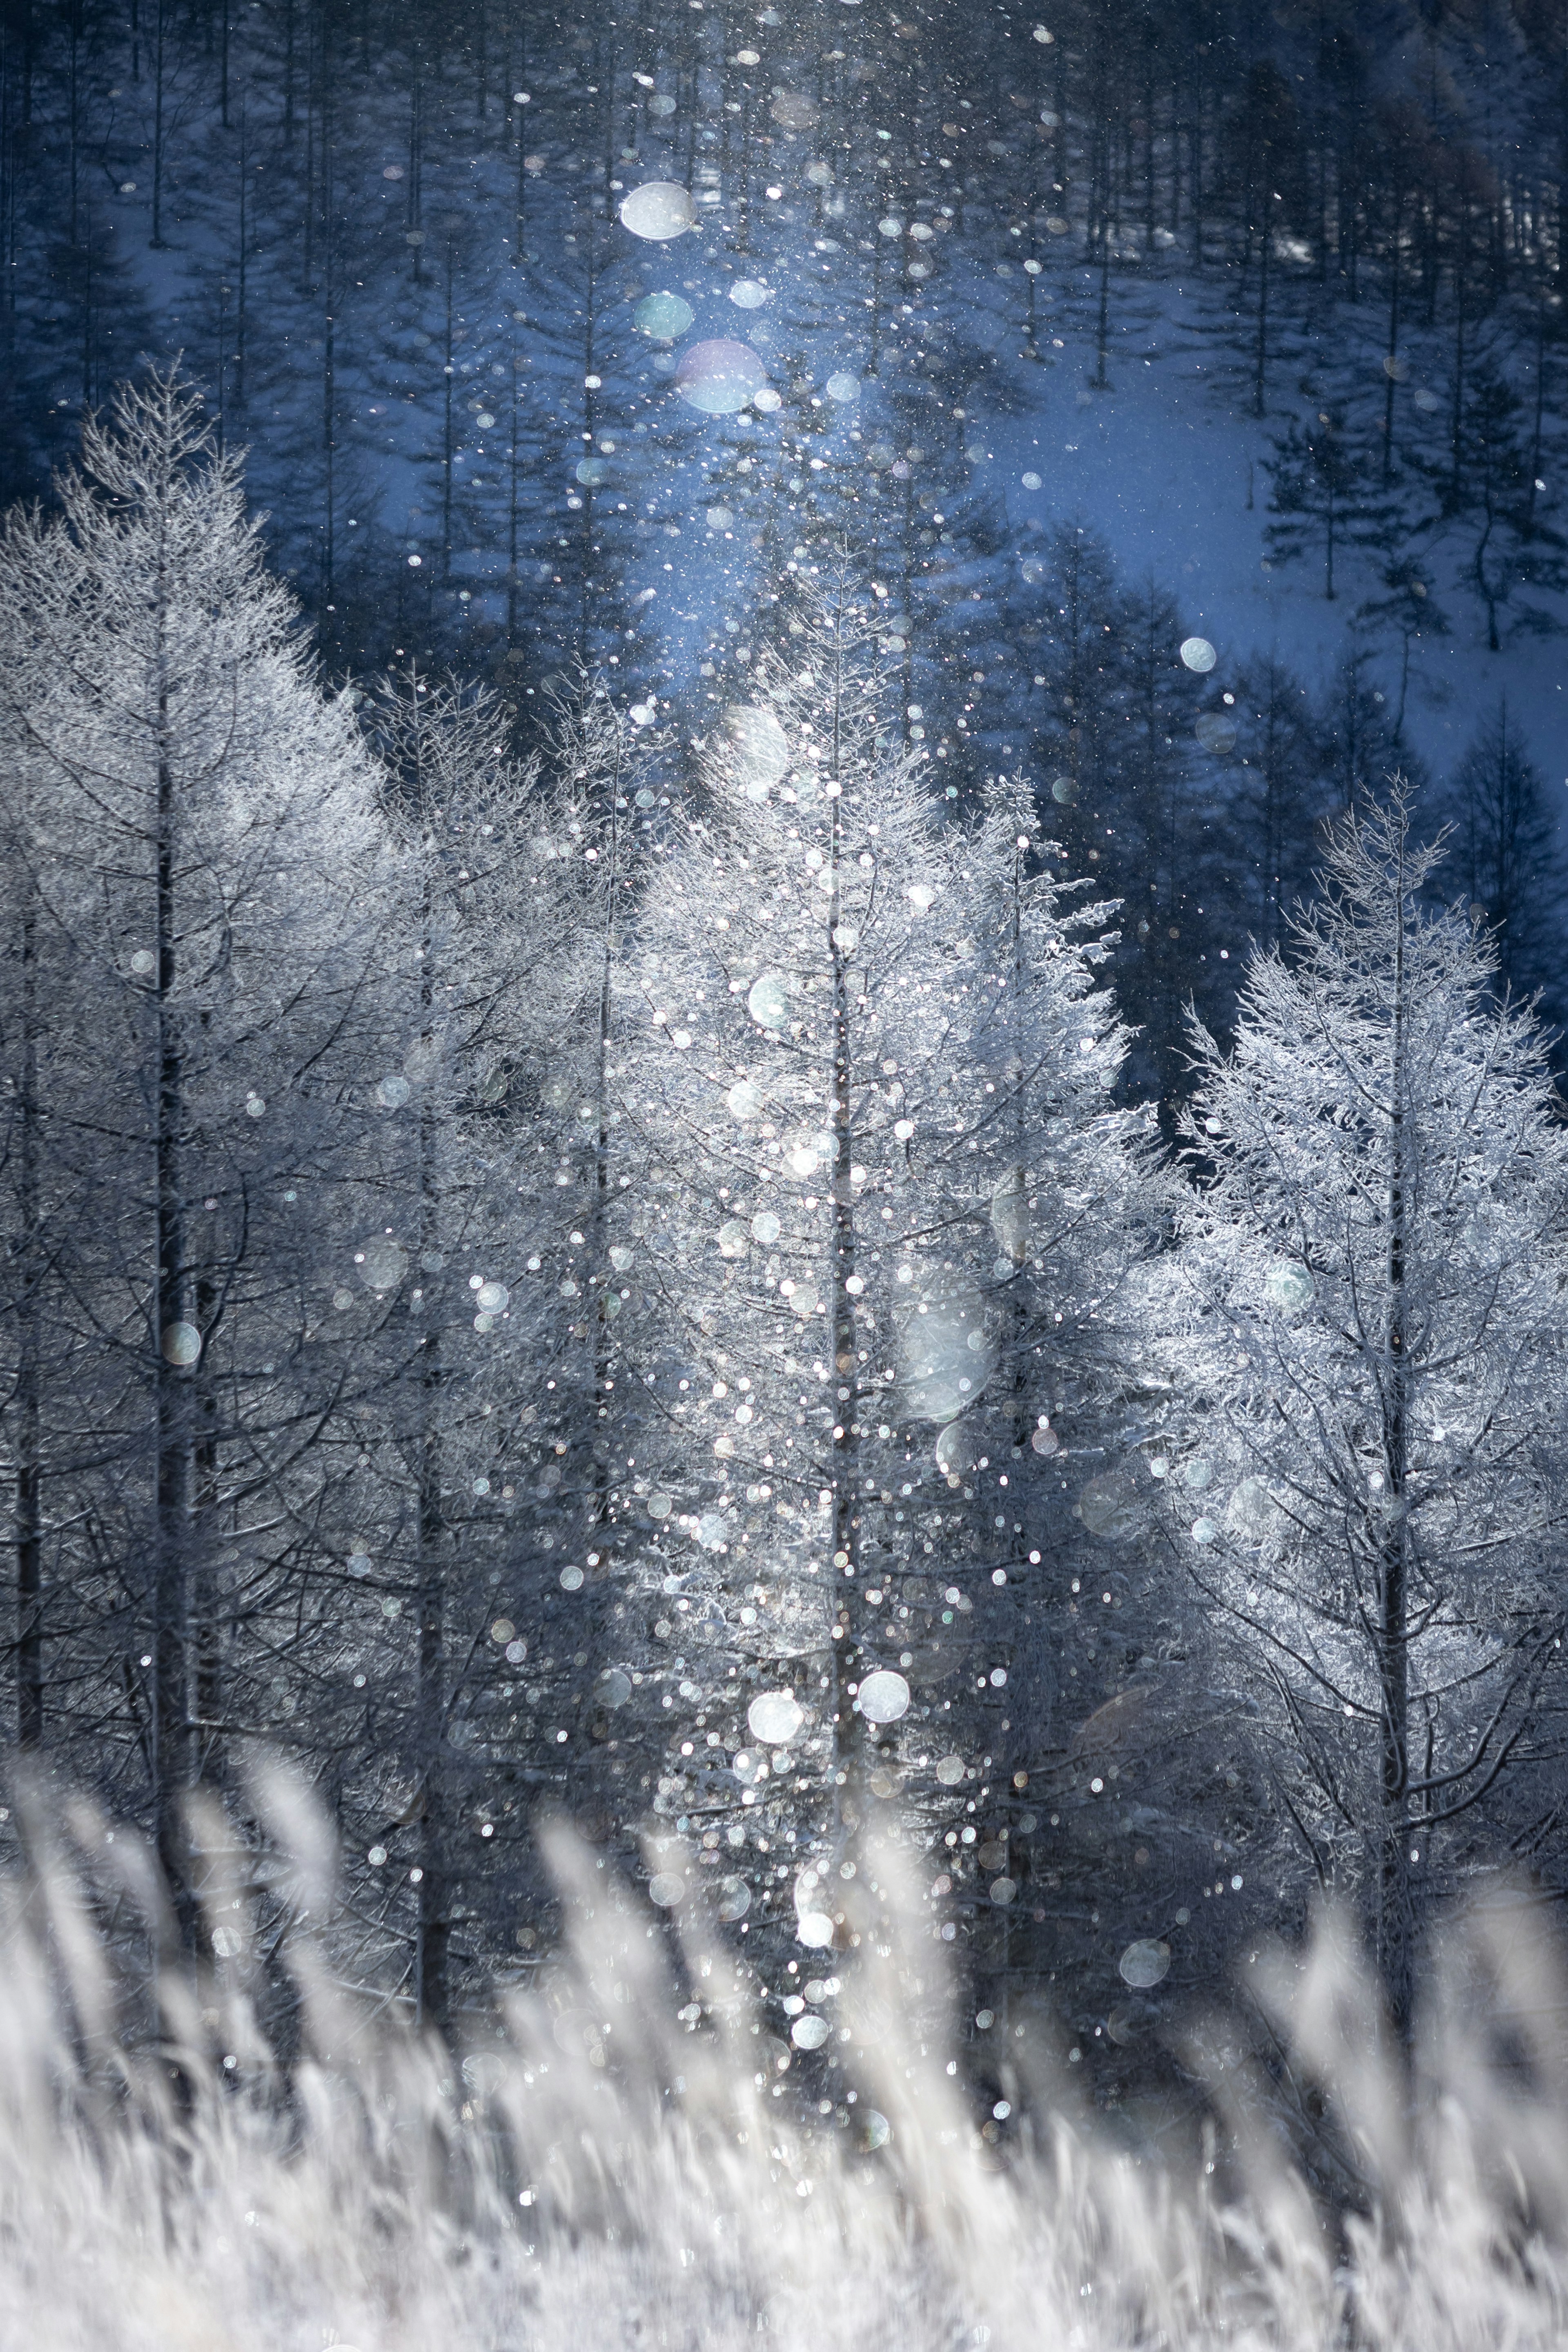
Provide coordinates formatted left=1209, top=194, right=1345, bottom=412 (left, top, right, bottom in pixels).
left=1, top=1798, right=1567, bottom=2352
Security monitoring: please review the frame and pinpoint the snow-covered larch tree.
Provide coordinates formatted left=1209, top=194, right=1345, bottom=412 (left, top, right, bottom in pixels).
left=347, top=665, right=657, bottom=2024
left=522, top=678, right=656, bottom=1630
left=1165, top=783, right=1568, bottom=2038
left=516, top=681, right=682, bottom=1890
left=350, top=665, right=554, bottom=2029
left=614, top=574, right=1156, bottom=2016
left=0, top=371, right=393, bottom=1931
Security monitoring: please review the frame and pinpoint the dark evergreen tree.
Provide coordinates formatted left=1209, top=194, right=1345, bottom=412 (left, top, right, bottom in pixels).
left=1438, top=697, right=1568, bottom=1029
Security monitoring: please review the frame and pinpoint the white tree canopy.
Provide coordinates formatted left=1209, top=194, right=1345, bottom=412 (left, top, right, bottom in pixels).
left=1163, top=784, right=1568, bottom=2032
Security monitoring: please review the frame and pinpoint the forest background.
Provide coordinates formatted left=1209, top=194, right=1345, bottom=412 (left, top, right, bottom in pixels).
left=4, top=0, right=1568, bottom=2142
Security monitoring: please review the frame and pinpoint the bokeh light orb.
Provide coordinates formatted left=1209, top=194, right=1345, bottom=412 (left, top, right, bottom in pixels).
left=858, top=1668, right=911, bottom=1724
left=748, top=1690, right=804, bottom=1745
left=726, top=702, right=791, bottom=794
left=771, top=91, right=818, bottom=130
left=634, top=289, right=694, bottom=339
left=675, top=338, right=768, bottom=415
left=620, top=183, right=696, bottom=241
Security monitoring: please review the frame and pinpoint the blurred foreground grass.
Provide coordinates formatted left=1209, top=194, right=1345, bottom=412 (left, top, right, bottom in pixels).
left=2, top=1775, right=1566, bottom=2352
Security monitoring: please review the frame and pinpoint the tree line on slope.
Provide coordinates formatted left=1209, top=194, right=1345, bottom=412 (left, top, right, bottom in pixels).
left=3, top=378, right=1567, bottom=2111
left=0, top=0, right=1564, bottom=664
left=3, top=0, right=1565, bottom=1117
left=6, top=0, right=1564, bottom=1095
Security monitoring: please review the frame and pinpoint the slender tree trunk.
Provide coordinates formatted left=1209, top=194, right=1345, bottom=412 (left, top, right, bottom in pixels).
left=588, top=739, right=624, bottom=1534
left=1189, top=78, right=1202, bottom=266
left=1095, top=141, right=1112, bottom=387
left=214, top=278, right=227, bottom=453
left=1394, top=627, right=1413, bottom=743
left=1556, top=1, right=1568, bottom=294
left=1253, top=201, right=1270, bottom=417
left=1005, top=837, right=1030, bottom=1454
left=441, top=239, right=454, bottom=575
left=301, top=0, right=316, bottom=288
left=235, top=102, right=248, bottom=407
left=574, top=727, right=629, bottom=1773
left=1450, top=198, right=1470, bottom=503
left=1475, top=496, right=1500, bottom=653
left=824, top=616, right=865, bottom=1820
left=508, top=342, right=521, bottom=644
left=407, top=61, right=423, bottom=283
left=1262, top=672, right=1283, bottom=945
left=868, top=234, right=884, bottom=377
left=191, top=1267, right=220, bottom=1783
left=577, top=226, right=600, bottom=664
left=1527, top=277, right=1547, bottom=535
left=514, top=74, right=529, bottom=260
left=1142, top=52, right=1154, bottom=254
left=1377, top=845, right=1414, bottom=2042
left=152, top=528, right=192, bottom=1940
left=15, top=890, right=43, bottom=1750
left=322, top=277, right=335, bottom=604
left=320, top=18, right=335, bottom=609
left=735, top=81, right=751, bottom=254
left=598, top=35, right=615, bottom=221
left=413, top=830, right=449, bottom=2036
left=150, top=0, right=167, bottom=246
left=67, top=4, right=79, bottom=247
left=1383, top=191, right=1402, bottom=485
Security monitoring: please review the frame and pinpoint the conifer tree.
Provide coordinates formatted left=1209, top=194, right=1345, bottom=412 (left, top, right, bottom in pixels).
left=1264, top=406, right=1381, bottom=603
left=613, top=572, right=1155, bottom=2020
left=1166, top=785, right=1568, bottom=2038
left=1437, top=697, right=1568, bottom=1031
left=346, top=665, right=653, bottom=2022
left=0, top=371, right=392, bottom=1926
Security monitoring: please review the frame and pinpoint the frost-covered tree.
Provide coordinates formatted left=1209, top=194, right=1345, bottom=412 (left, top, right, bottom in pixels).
left=613, top=576, right=1155, bottom=2022
left=346, top=666, right=548, bottom=2027
left=509, top=677, right=663, bottom=1878
left=344, top=665, right=655, bottom=2024
left=1165, top=785, right=1568, bottom=2036
left=0, top=371, right=392, bottom=1927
